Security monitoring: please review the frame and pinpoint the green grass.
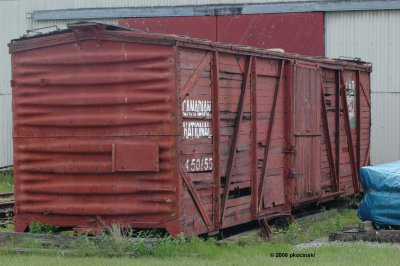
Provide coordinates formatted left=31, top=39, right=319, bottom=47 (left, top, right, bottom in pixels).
left=0, top=170, right=13, bottom=193
left=1, top=243, right=400, bottom=266
left=0, top=198, right=397, bottom=265
left=269, top=208, right=359, bottom=244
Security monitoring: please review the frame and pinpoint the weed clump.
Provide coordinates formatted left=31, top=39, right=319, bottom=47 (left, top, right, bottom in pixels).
left=268, top=208, right=359, bottom=244
left=29, top=222, right=58, bottom=234
left=0, top=170, right=13, bottom=193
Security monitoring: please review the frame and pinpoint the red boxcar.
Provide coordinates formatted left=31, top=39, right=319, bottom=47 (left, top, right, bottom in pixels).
left=9, top=23, right=371, bottom=236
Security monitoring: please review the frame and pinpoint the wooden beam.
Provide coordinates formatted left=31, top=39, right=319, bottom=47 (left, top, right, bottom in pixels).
left=360, top=80, right=371, bottom=108
left=335, top=71, right=340, bottom=187
left=180, top=52, right=210, bottom=98
left=363, top=141, right=371, bottom=166
left=251, top=57, right=258, bottom=219
left=359, top=73, right=371, bottom=166
left=339, top=72, right=360, bottom=193
left=211, top=51, right=221, bottom=229
left=179, top=168, right=213, bottom=230
left=356, top=71, right=361, bottom=181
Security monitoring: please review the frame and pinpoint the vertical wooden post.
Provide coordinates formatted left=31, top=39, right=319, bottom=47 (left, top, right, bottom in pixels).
left=335, top=71, right=340, bottom=190
left=356, top=71, right=361, bottom=181
left=340, top=71, right=360, bottom=193
left=283, top=62, right=293, bottom=209
left=251, top=58, right=258, bottom=219
left=211, top=51, right=220, bottom=230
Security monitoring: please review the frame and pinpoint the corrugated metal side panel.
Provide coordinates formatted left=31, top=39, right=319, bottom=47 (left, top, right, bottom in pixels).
left=0, top=95, right=13, bottom=167
left=326, top=10, right=400, bottom=93
left=12, top=39, right=178, bottom=137
left=0, top=1, right=20, bottom=95
left=0, top=1, right=20, bottom=167
left=326, top=10, right=400, bottom=164
left=371, top=93, right=400, bottom=164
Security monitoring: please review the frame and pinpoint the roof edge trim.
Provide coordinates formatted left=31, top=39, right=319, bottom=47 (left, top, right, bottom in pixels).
left=32, top=1, right=400, bottom=20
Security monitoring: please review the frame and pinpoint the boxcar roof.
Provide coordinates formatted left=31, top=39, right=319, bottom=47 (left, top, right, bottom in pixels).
left=9, top=22, right=372, bottom=71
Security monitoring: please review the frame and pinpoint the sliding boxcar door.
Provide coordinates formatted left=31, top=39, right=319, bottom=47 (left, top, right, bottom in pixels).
left=292, top=65, right=321, bottom=205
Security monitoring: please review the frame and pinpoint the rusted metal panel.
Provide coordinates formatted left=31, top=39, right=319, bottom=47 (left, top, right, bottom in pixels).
left=10, top=23, right=371, bottom=236
left=11, top=25, right=180, bottom=233
left=12, top=42, right=177, bottom=137
left=112, top=144, right=159, bottom=172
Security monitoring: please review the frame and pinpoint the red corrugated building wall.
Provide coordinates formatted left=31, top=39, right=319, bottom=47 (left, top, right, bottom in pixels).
left=119, top=12, right=324, bottom=56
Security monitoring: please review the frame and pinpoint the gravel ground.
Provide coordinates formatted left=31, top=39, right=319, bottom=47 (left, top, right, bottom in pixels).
left=295, top=237, right=400, bottom=249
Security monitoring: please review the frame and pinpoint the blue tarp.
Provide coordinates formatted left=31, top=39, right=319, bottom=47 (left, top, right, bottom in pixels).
left=358, top=161, right=400, bottom=227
